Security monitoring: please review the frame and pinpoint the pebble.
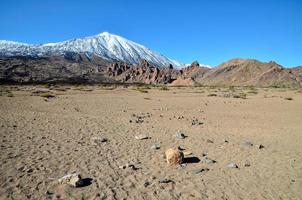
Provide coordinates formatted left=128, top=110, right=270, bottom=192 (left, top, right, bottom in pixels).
left=144, top=181, right=151, bottom=187
left=178, top=146, right=186, bottom=151
left=151, top=144, right=161, bottom=150
left=175, top=132, right=186, bottom=139
left=119, top=163, right=137, bottom=170
left=202, top=157, right=216, bottom=164
left=159, top=178, right=173, bottom=184
left=191, top=168, right=209, bottom=174
left=244, top=161, right=251, bottom=167
left=244, top=141, right=253, bottom=147
left=206, top=139, right=214, bottom=143
left=227, top=163, right=239, bottom=168
left=135, top=134, right=150, bottom=140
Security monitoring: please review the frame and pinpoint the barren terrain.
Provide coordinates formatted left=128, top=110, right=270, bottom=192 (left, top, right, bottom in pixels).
left=0, top=85, right=301, bottom=200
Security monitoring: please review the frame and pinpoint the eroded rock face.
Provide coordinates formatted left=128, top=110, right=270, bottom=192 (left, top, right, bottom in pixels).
left=106, top=59, right=180, bottom=84
left=165, top=148, right=184, bottom=166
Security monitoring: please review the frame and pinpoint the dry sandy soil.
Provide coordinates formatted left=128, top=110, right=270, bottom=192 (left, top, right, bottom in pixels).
left=0, top=85, right=301, bottom=200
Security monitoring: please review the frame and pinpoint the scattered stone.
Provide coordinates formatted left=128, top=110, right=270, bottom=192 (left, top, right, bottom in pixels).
left=58, top=173, right=84, bottom=187
left=175, top=132, right=186, bottom=139
left=178, top=146, right=186, bottom=151
left=151, top=144, right=161, bottom=150
left=119, top=163, right=137, bottom=170
left=144, top=181, right=151, bottom=187
left=227, top=163, right=238, bottom=168
left=258, top=144, right=265, bottom=149
left=202, top=157, right=216, bottom=164
left=45, top=190, right=53, bottom=195
left=165, top=148, right=184, bottom=166
left=244, top=141, right=253, bottom=147
left=201, top=152, right=208, bottom=157
left=191, top=119, right=203, bottom=126
left=224, top=139, right=229, bottom=143
left=159, top=178, right=173, bottom=184
left=244, top=161, right=251, bottom=167
left=135, top=134, right=150, bottom=140
left=206, top=139, right=214, bottom=143
left=191, top=168, right=209, bottom=174
left=91, top=137, right=107, bottom=143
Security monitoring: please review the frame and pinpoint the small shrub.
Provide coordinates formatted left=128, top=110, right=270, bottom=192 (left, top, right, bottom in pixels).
left=208, top=93, right=217, bottom=97
left=134, top=88, right=148, bottom=93
left=284, top=97, right=293, bottom=100
left=233, top=93, right=247, bottom=99
left=159, top=86, right=169, bottom=91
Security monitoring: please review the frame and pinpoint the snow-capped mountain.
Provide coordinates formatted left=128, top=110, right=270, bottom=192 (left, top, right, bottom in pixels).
left=0, top=32, right=181, bottom=68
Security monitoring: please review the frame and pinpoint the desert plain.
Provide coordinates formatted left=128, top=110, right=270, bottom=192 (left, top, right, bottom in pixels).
left=0, top=85, right=301, bottom=200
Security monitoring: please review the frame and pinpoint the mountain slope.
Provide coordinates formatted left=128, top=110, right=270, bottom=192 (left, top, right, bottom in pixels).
left=0, top=32, right=181, bottom=68
left=192, top=58, right=301, bottom=87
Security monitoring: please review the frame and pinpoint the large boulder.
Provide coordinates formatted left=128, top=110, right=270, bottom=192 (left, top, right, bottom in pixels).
left=165, top=148, right=184, bottom=166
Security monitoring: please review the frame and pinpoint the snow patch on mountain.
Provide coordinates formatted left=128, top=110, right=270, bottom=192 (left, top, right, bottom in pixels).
left=0, top=32, right=182, bottom=68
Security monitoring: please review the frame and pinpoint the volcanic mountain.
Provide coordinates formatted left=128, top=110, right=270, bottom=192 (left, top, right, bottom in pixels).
left=0, top=33, right=301, bottom=87
left=0, top=32, right=181, bottom=68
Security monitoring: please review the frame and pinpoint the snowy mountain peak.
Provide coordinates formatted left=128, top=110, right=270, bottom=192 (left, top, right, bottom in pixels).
left=0, top=32, right=182, bottom=68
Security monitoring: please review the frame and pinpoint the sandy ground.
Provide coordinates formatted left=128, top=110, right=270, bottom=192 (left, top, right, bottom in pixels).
left=0, top=85, right=301, bottom=200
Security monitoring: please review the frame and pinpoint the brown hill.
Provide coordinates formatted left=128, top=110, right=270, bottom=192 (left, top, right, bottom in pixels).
left=193, top=58, right=301, bottom=87
left=0, top=55, right=301, bottom=87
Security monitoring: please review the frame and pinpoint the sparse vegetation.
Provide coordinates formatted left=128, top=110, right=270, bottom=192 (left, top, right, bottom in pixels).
left=40, top=93, right=55, bottom=98
left=159, top=86, right=169, bottom=91
left=284, top=97, right=293, bottom=100
left=233, top=92, right=247, bottom=99
left=208, top=93, right=217, bottom=97
left=133, top=87, right=149, bottom=93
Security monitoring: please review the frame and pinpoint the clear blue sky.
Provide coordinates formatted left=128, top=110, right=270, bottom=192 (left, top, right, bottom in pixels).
left=1, top=0, right=301, bottom=67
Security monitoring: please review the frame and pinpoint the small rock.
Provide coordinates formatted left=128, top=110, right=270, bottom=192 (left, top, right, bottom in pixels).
left=178, top=146, right=186, bottom=151
left=151, top=144, right=161, bottom=150
left=244, top=141, right=253, bottom=147
left=144, top=181, right=151, bottom=187
left=175, top=132, right=186, bottom=139
left=244, top=161, right=251, bottom=167
left=58, top=173, right=84, bottom=187
left=191, top=119, right=203, bottom=126
left=202, top=158, right=216, bottom=164
left=227, top=163, right=238, bottom=168
left=258, top=144, right=265, bottom=149
left=206, top=139, right=214, bottom=143
left=91, top=137, right=107, bottom=143
left=201, top=152, right=208, bottom=157
left=159, top=178, right=173, bottom=184
left=165, top=148, right=184, bottom=166
left=119, top=163, right=137, bottom=170
left=191, top=168, right=209, bottom=174
left=135, top=134, right=150, bottom=140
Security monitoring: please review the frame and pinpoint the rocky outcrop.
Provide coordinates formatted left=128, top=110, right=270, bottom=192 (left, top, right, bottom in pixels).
left=0, top=55, right=301, bottom=87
